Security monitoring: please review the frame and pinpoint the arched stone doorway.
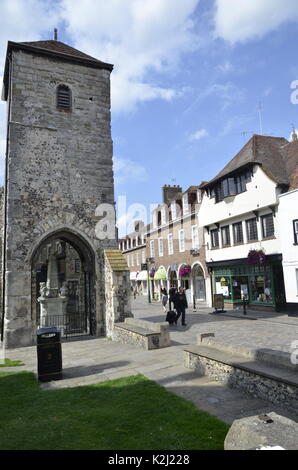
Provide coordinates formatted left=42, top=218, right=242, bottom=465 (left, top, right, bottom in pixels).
left=168, top=267, right=178, bottom=288
left=31, top=230, right=96, bottom=337
left=192, top=264, right=206, bottom=303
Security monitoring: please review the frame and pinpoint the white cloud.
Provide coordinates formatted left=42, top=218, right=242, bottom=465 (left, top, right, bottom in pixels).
left=60, top=0, right=201, bottom=112
left=189, top=128, right=209, bottom=141
left=214, top=0, right=298, bottom=44
left=219, top=114, right=254, bottom=137
left=215, top=61, right=234, bottom=74
left=0, top=0, right=61, bottom=70
left=112, top=76, right=177, bottom=113
left=113, top=156, right=148, bottom=185
left=200, top=82, right=245, bottom=110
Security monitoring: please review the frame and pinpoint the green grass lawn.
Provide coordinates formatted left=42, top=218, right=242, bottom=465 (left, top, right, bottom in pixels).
left=0, top=359, right=24, bottom=367
left=0, top=371, right=229, bottom=450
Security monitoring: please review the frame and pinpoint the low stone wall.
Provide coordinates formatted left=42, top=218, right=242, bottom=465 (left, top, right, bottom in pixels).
left=201, top=336, right=297, bottom=371
left=113, top=318, right=170, bottom=350
left=184, top=350, right=298, bottom=414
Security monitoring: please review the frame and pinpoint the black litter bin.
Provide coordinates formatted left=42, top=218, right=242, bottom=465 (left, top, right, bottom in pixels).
left=37, top=327, right=62, bottom=382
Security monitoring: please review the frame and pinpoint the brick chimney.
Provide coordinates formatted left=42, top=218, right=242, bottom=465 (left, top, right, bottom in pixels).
left=134, top=220, right=144, bottom=232
left=162, top=185, right=182, bottom=205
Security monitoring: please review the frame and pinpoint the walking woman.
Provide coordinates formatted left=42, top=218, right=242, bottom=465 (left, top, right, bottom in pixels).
left=160, top=287, right=168, bottom=313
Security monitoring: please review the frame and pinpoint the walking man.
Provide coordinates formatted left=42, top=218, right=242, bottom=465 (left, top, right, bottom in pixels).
left=174, top=287, right=188, bottom=326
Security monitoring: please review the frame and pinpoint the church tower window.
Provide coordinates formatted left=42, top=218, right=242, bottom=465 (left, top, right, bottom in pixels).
left=57, top=84, right=72, bottom=110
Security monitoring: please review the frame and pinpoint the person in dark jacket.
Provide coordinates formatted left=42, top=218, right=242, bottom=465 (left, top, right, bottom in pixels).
left=174, top=287, right=188, bottom=326
left=169, top=285, right=177, bottom=311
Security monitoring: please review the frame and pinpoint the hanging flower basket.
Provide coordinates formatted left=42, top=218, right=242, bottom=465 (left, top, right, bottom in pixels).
left=149, top=268, right=156, bottom=278
left=246, top=249, right=267, bottom=266
left=179, top=264, right=191, bottom=277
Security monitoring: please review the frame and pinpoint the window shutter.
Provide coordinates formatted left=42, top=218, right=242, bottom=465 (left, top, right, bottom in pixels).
left=57, top=85, right=71, bottom=110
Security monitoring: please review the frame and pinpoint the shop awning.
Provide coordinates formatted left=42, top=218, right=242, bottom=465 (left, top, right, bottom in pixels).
left=136, top=271, right=148, bottom=281
left=154, top=266, right=167, bottom=280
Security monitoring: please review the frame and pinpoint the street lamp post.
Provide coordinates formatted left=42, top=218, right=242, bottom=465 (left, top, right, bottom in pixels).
left=144, top=258, right=155, bottom=304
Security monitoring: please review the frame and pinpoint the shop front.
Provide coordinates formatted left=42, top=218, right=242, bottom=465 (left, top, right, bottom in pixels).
left=154, top=266, right=167, bottom=300
left=178, top=264, right=191, bottom=290
left=136, top=270, right=148, bottom=296
left=208, top=256, right=286, bottom=312
left=168, top=265, right=178, bottom=289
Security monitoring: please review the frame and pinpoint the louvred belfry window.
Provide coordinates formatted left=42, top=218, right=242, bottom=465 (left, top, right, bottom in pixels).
left=57, top=85, right=71, bottom=110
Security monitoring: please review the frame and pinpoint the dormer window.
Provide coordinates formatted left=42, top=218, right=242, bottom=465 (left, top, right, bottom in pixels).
left=211, top=170, right=252, bottom=203
left=57, top=84, right=71, bottom=111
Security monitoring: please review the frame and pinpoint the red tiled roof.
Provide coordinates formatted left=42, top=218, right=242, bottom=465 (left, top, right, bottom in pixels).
left=283, top=140, right=298, bottom=189
left=203, top=135, right=292, bottom=188
left=22, top=40, right=103, bottom=63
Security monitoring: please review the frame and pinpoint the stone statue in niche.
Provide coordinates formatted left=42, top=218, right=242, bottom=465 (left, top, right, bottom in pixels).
left=39, top=282, right=48, bottom=299
left=60, top=281, right=69, bottom=298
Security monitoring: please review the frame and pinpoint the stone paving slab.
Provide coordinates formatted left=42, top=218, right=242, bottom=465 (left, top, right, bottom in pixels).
left=132, top=297, right=298, bottom=354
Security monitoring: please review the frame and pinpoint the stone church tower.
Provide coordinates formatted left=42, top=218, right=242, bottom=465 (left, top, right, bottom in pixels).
left=1, top=38, right=131, bottom=348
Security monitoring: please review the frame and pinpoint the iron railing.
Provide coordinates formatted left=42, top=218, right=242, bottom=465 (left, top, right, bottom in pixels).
left=37, top=313, right=89, bottom=338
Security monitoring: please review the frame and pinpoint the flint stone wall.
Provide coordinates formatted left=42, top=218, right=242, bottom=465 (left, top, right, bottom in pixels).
left=3, top=48, right=116, bottom=347
left=184, top=351, right=298, bottom=413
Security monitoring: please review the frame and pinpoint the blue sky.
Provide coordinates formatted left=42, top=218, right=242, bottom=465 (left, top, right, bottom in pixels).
left=1, top=0, right=298, bottom=236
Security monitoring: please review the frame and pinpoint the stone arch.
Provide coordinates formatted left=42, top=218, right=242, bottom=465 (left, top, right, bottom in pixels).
left=191, top=262, right=206, bottom=303
left=31, top=227, right=96, bottom=336
left=191, top=261, right=207, bottom=278
left=167, top=265, right=178, bottom=288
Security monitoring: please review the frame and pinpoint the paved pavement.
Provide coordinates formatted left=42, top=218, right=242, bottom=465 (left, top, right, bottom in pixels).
left=1, top=296, right=298, bottom=425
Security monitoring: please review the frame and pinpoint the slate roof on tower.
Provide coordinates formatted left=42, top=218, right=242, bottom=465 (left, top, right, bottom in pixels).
left=2, top=39, right=113, bottom=100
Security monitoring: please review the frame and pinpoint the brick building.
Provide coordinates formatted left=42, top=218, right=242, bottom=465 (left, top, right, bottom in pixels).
left=119, top=185, right=211, bottom=307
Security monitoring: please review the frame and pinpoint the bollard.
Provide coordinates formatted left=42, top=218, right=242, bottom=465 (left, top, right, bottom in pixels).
left=243, top=297, right=247, bottom=315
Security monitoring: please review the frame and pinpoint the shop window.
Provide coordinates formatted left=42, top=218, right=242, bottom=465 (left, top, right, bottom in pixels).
left=221, top=226, right=231, bottom=247
left=246, top=218, right=258, bottom=241
left=249, top=274, right=272, bottom=304
left=215, top=276, right=231, bottom=299
left=261, top=214, right=275, bottom=239
left=211, top=229, right=219, bottom=248
left=233, top=222, right=243, bottom=244
left=232, top=276, right=248, bottom=300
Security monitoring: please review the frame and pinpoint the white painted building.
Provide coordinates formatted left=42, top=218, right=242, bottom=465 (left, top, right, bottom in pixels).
left=199, top=134, right=298, bottom=312
left=278, top=189, right=298, bottom=315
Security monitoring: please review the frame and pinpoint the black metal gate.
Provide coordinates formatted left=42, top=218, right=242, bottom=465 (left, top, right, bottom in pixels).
left=37, top=313, right=89, bottom=339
